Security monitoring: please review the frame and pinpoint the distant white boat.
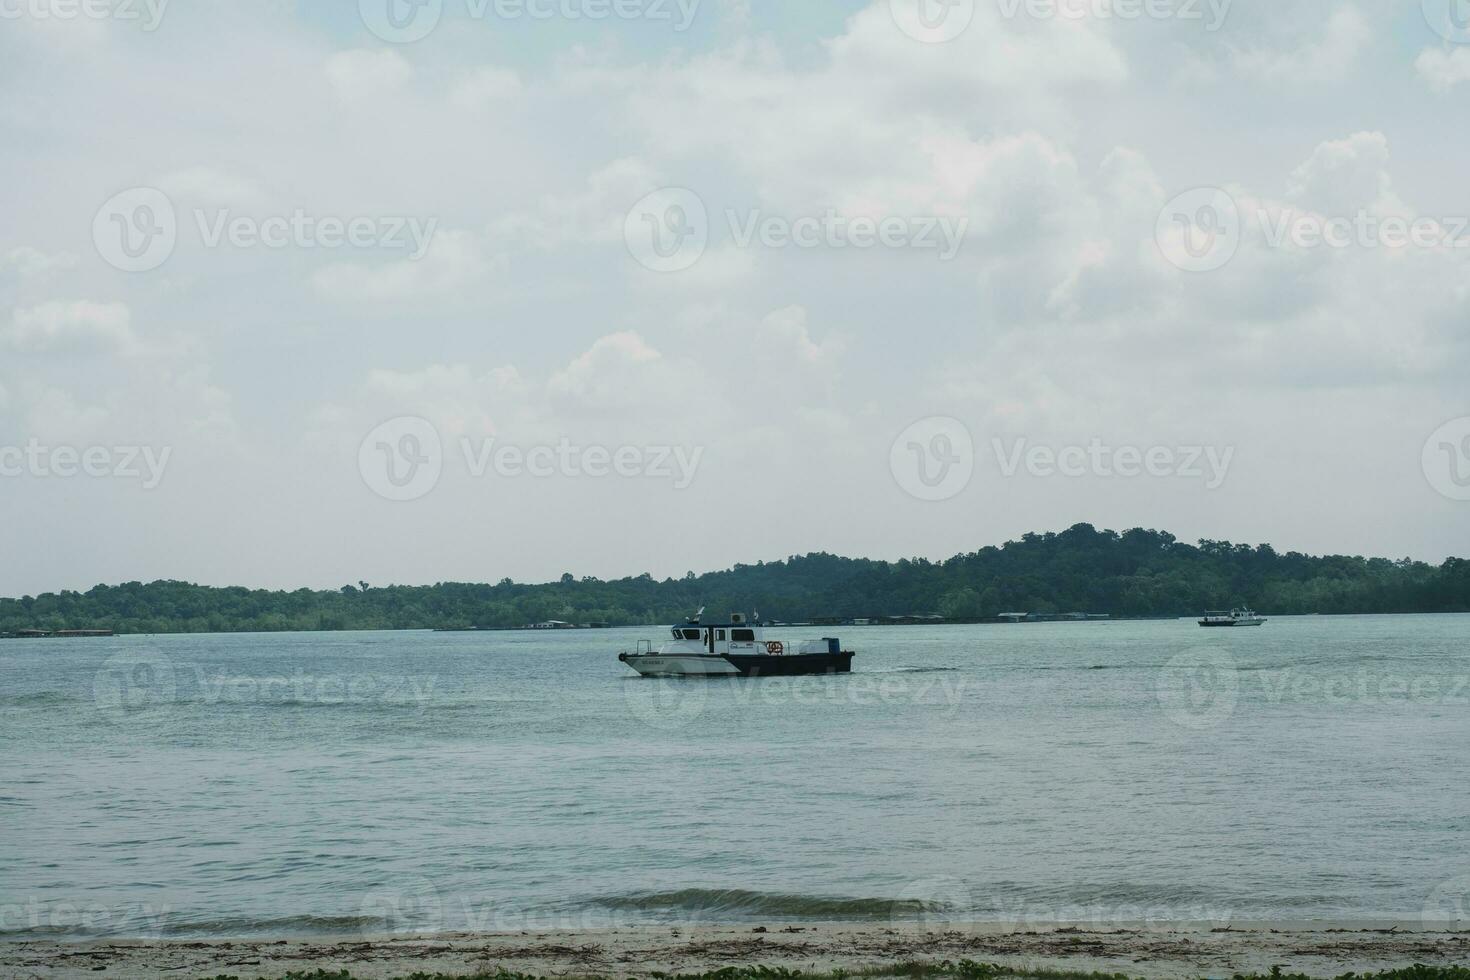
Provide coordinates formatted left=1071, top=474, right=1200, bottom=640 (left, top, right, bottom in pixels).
left=1199, top=608, right=1267, bottom=627
left=618, top=610, right=853, bottom=677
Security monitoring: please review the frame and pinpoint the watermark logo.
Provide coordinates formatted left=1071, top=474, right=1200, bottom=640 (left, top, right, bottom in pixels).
left=1156, top=647, right=1238, bottom=730
left=890, top=0, right=975, bottom=43
left=892, top=876, right=971, bottom=927
left=996, top=0, right=1231, bottom=31
left=0, top=0, right=170, bottom=32
left=1155, top=187, right=1241, bottom=273
left=622, top=674, right=710, bottom=731
left=992, top=437, right=1234, bottom=490
left=891, top=417, right=975, bottom=502
left=360, top=877, right=445, bottom=934
left=726, top=209, right=967, bottom=260
left=1253, top=667, right=1470, bottom=707
left=1422, top=417, right=1470, bottom=502
left=93, top=187, right=177, bottom=273
left=359, top=416, right=443, bottom=502
left=1424, top=875, right=1470, bottom=928
left=1423, top=0, right=1470, bottom=43
left=93, top=650, right=177, bottom=713
left=358, top=422, right=703, bottom=500
left=360, top=0, right=700, bottom=43
left=359, top=0, right=444, bottom=43
left=625, top=189, right=969, bottom=272
left=1259, top=210, right=1470, bottom=252
left=622, top=671, right=972, bottom=732
left=0, top=441, right=172, bottom=488
left=625, top=187, right=709, bottom=273
left=0, top=898, right=173, bottom=938
left=93, top=187, right=438, bottom=272
left=461, top=438, right=703, bottom=489
left=193, top=210, right=437, bottom=257
left=1158, top=188, right=1470, bottom=273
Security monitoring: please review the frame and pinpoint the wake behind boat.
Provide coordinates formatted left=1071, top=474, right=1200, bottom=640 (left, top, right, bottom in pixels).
left=618, top=610, right=854, bottom=677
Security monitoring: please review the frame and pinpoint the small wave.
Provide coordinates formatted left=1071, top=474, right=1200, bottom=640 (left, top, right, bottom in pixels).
left=591, top=888, right=948, bottom=919
left=0, top=691, right=84, bottom=707
left=0, top=912, right=388, bottom=940
left=867, top=666, right=962, bottom=675
left=157, top=913, right=385, bottom=937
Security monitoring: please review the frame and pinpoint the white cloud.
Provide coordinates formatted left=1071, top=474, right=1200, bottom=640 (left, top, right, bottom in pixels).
left=156, top=167, right=270, bottom=209
left=450, top=66, right=523, bottom=110
left=312, top=230, right=501, bottom=308
left=2, top=247, right=77, bottom=282
left=324, top=49, right=414, bottom=101
left=1285, top=131, right=1405, bottom=216
left=4, top=301, right=134, bottom=353
left=1415, top=47, right=1470, bottom=93
left=492, top=157, right=663, bottom=250
left=1230, top=7, right=1370, bottom=83
left=2, top=0, right=1468, bottom=589
left=546, top=331, right=697, bottom=417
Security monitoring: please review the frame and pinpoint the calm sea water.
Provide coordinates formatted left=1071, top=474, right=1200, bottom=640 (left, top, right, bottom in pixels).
left=3, top=615, right=1469, bottom=939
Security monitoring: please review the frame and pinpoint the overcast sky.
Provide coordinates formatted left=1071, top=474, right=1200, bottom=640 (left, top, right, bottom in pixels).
left=2, top=0, right=1469, bottom=596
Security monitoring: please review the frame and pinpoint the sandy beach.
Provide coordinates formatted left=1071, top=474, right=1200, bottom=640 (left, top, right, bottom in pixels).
left=4, top=921, right=1469, bottom=980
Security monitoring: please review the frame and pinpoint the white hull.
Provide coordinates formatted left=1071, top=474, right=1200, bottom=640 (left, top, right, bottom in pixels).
left=623, top=654, right=740, bottom=677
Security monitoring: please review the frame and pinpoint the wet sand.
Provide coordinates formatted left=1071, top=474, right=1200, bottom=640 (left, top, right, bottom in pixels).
left=5, top=922, right=1470, bottom=979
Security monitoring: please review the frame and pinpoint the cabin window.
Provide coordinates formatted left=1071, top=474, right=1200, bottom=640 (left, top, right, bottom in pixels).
left=681, top=629, right=700, bottom=640
left=732, top=629, right=755, bottom=642
left=716, top=629, right=726, bottom=640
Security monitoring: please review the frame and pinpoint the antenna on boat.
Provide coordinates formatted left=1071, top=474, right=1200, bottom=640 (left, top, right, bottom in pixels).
left=688, top=605, right=705, bottom=625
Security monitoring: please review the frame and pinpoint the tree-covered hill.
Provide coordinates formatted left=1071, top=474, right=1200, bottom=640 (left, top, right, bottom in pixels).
left=2, top=525, right=1467, bottom=635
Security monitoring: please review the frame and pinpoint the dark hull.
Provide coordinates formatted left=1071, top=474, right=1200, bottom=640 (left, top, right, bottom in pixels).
left=724, top=652, right=854, bottom=677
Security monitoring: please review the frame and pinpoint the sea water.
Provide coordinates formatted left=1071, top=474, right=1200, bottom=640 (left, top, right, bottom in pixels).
left=3, top=615, right=1468, bottom=938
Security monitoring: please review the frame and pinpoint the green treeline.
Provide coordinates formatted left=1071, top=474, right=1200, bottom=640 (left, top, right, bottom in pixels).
left=3, top=524, right=1467, bottom=635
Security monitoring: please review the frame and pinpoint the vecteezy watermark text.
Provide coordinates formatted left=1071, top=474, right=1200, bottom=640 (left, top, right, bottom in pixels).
left=888, top=0, right=1231, bottom=44
left=0, top=897, right=172, bottom=937
left=358, top=0, right=701, bottom=44
left=358, top=417, right=704, bottom=502
left=625, top=671, right=973, bottom=732
left=93, top=651, right=439, bottom=713
left=889, top=417, right=1235, bottom=502
left=461, top=438, right=703, bottom=487
left=1156, top=186, right=1470, bottom=273
left=92, top=186, right=438, bottom=273
left=624, top=188, right=969, bottom=273
left=997, top=0, right=1231, bottom=29
left=0, top=0, right=169, bottom=31
left=993, top=437, right=1234, bottom=490
left=1157, top=648, right=1470, bottom=730
left=0, top=440, right=171, bottom=489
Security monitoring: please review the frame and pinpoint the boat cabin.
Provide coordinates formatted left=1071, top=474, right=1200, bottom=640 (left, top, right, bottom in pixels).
left=663, top=613, right=779, bottom=656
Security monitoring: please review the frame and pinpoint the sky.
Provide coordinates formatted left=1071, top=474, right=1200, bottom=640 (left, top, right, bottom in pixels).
left=1, top=0, right=1469, bottom=596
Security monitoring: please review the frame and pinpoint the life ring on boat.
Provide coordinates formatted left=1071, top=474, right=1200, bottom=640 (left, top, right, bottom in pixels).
left=766, top=641, right=784, bottom=655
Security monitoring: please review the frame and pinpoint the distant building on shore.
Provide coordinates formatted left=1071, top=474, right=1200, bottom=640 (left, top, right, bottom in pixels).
left=998, top=612, right=1111, bottom=624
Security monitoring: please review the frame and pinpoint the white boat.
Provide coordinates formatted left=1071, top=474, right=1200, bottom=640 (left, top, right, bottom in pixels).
left=1198, top=608, right=1267, bottom=627
left=618, top=611, right=854, bottom=677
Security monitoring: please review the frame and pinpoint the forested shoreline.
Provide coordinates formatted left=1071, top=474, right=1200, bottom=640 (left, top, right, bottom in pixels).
left=3, top=524, right=1467, bottom=635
